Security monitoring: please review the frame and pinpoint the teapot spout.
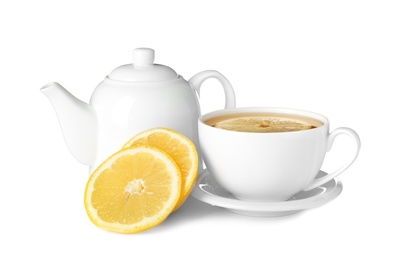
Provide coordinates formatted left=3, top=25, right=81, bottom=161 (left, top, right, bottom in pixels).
left=41, top=82, right=97, bottom=166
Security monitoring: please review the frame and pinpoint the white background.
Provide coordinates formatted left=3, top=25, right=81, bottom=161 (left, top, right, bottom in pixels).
left=1, top=0, right=396, bottom=259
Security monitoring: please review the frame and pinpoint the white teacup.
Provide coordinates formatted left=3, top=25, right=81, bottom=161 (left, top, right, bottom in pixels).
left=198, top=107, right=361, bottom=202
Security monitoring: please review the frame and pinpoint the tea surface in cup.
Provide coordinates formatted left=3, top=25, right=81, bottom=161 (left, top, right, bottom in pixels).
left=204, top=113, right=323, bottom=133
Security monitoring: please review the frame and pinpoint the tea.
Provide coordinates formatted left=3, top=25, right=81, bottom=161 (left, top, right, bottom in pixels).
left=204, top=113, right=323, bottom=133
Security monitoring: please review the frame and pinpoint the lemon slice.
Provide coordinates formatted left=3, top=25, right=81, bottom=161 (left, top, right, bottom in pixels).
left=214, top=116, right=314, bottom=133
left=84, top=146, right=181, bottom=234
left=122, top=128, right=198, bottom=210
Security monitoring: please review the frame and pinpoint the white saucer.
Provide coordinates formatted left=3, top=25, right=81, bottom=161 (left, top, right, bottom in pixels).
left=191, top=169, right=343, bottom=217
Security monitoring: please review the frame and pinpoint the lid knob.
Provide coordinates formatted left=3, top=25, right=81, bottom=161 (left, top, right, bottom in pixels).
left=133, top=48, right=154, bottom=66
left=108, top=48, right=177, bottom=81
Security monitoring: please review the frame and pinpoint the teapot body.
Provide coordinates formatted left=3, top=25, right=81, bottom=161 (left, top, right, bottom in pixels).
left=41, top=48, right=236, bottom=172
left=90, top=76, right=200, bottom=170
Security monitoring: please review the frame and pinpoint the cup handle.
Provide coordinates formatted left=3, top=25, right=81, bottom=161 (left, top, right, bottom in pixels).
left=303, top=127, right=361, bottom=191
left=188, top=70, right=236, bottom=109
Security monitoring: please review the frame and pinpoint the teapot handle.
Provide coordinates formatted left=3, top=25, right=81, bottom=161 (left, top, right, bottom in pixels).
left=188, top=70, right=236, bottom=109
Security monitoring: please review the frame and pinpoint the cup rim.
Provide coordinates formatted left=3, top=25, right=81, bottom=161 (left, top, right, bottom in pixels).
left=199, top=107, right=329, bottom=134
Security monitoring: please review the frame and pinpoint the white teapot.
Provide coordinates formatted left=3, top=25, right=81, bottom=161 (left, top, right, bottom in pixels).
left=41, top=48, right=236, bottom=172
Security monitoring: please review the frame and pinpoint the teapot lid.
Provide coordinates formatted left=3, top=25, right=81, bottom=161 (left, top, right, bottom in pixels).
left=108, top=48, right=178, bottom=81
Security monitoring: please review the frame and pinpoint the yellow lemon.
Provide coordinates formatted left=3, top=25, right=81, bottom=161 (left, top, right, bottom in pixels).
left=84, top=146, right=181, bottom=234
left=122, top=128, right=198, bottom=210
left=213, top=116, right=315, bottom=133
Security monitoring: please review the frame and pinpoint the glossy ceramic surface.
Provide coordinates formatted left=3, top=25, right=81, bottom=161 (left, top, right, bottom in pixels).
left=198, top=107, right=360, bottom=201
left=41, top=48, right=236, bottom=172
left=191, top=169, right=343, bottom=217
